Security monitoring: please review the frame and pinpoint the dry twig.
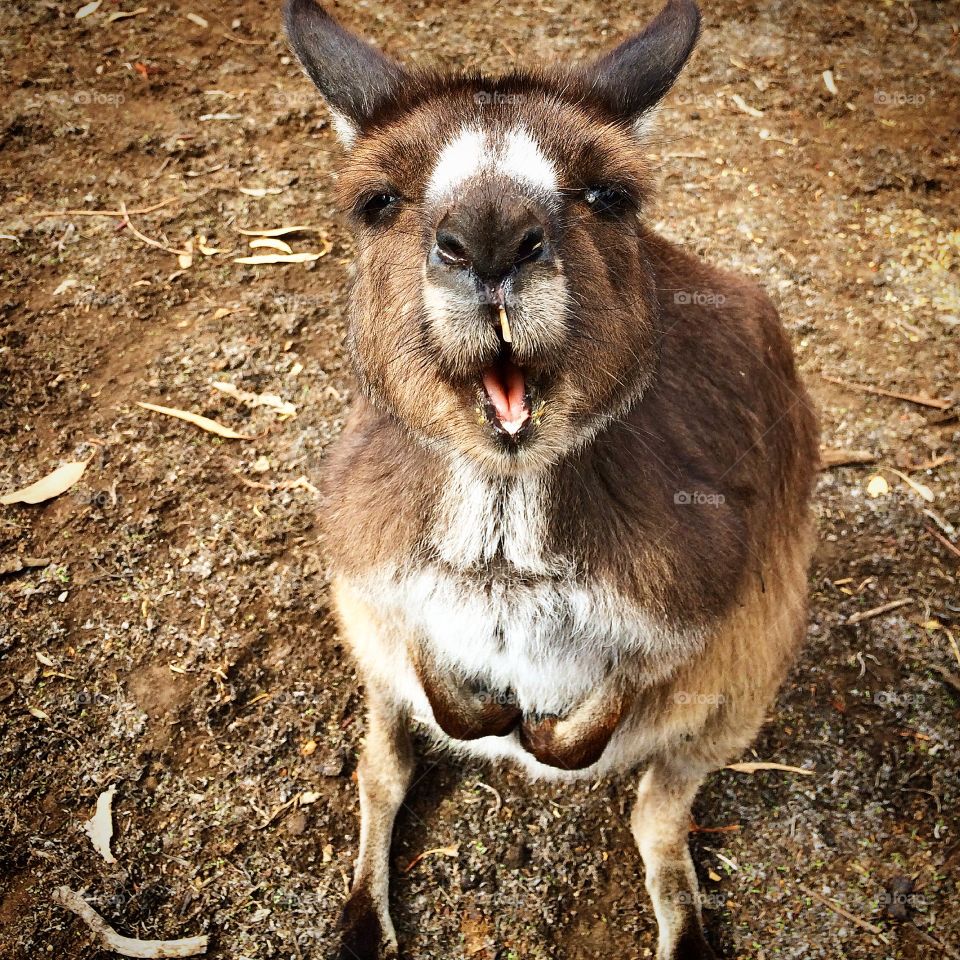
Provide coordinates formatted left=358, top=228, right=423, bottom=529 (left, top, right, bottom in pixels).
left=847, top=598, right=912, bottom=625
left=822, top=375, right=951, bottom=411
left=52, top=887, right=208, bottom=958
left=797, top=883, right=889, bottom=944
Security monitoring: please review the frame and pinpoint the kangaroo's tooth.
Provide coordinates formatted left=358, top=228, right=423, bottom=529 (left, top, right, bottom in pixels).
left=498, top=305, right=512, bottom=343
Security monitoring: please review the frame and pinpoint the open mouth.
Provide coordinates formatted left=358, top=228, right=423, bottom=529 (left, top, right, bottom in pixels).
left=479, top=307, right=532, bottom=439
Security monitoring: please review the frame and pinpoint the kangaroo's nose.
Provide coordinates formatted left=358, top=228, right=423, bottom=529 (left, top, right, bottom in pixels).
left=432, top=208, right=548, bottom=282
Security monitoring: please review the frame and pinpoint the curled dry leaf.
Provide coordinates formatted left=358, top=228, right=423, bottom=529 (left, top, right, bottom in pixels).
left=730, top=93, right=764, bottom=117
left=137, top=402, right=254, bottom=440
left=52, top=886, right=208, bottom=958
left=196, top=236, right=225, bottom=256
left=248, top=238, right=293, bottom=254
left=1, top=461, right=89, bottom=506
left=402, top=843, right=460, bottom=874
left=233, top=253, right=322, bottom=265
left=83, top=785, right=117, bottom=864
left=822, top=69, right=839, bottom=96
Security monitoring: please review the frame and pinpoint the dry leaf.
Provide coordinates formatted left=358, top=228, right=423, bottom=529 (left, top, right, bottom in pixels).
left=185, top=12, right=209, bottom=28
left=233, top=253, right=322, bottom=265
left=1, top=461, right=88, bottom=506
left=104, top=8, right=146, bottom=23
left=239, top=187, right=283, bottom=198
left=28, top=705, right=51, bottom=721
left=197, top=236, right=224, bottom=256
left=177, top=237, right=194, bottom=270
left=730, top=93, right=764, bottom=117
left=36, top=652, right=55, bottom=667
left=75, top=1, right=102, bottom=19
left=137, top=402, right=254, bottom=440
left=83, top=785, right=117, bottom=864
left=822, top=70, right=839, bottom=96
left=211, top=381, right=297, bottom=419
left=237, top=226, right=323, bottom=238
left=402, top=843, right=460, bottom=874
left=248, top=238, right=293, bottom=254
left=885, top=467, right=935, bottom=503
left=865, top=474, right=889, bottom=498
left=299, top=791, right=321, bottom=806
left=726, top=762, right=814, bottom=776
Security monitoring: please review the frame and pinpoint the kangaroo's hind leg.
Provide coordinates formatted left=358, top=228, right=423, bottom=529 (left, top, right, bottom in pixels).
left=333, top=584, right=416, bottom=960
left=632, top=757, right=718, bottom=960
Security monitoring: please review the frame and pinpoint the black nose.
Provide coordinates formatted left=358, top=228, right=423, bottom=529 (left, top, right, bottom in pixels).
left=432, top=209, right=547, bottom=281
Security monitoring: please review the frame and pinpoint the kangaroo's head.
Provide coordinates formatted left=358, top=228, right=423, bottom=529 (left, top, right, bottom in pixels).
left=286, top=0, right=701, bottom=473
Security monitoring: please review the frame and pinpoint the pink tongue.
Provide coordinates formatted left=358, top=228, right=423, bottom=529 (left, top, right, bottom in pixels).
left=482, top=363, right=529, bottom=435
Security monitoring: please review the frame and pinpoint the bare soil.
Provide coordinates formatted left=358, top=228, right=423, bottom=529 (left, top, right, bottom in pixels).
left=1, top=1, right=958, bottom=958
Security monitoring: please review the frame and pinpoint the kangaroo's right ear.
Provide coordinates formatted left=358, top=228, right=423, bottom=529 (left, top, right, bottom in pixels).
left=284, top=0, right=408, bottom=147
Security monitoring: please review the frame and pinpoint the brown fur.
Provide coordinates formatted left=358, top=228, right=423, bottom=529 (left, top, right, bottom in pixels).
left=284, top=1, right=818, bottom=957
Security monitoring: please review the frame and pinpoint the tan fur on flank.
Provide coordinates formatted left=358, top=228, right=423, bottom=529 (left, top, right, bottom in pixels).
left=284, top=0, right=819, bottom=957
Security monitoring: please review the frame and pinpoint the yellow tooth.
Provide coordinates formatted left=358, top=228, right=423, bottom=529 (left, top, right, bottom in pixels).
left=498, top=305, right=512, bottom=343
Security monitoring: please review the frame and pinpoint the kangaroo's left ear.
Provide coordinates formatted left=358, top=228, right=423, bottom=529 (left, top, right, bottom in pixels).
left=284, top=0, right=409, bottom=147
left=576, top=0, right=701, bottom=133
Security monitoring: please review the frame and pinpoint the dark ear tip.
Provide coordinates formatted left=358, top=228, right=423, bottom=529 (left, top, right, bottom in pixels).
left=283, top=0, right=332, bottom=35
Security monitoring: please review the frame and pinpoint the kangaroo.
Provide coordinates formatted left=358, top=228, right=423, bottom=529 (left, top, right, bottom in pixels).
left=284, top=0, right=819, bottom=956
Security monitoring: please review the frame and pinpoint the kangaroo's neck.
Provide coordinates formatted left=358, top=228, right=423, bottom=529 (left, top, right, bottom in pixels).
left=430, top=457, right=566, bottom=577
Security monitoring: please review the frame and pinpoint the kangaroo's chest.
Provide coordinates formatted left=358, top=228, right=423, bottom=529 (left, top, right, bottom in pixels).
left=365, top=464, right=687, bottom=717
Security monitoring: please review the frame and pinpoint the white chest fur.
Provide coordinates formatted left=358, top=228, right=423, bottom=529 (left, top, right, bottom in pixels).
left=354, top=461, right=699, bottom=719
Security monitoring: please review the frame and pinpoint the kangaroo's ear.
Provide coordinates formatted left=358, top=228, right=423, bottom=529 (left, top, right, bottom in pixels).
left=577, top=0, right=701, bottom=133
left=284, top=0, right=408, bottom=147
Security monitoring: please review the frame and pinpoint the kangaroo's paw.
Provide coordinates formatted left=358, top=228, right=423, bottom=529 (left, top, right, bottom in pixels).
left=336, top=889, right=397, bottom=960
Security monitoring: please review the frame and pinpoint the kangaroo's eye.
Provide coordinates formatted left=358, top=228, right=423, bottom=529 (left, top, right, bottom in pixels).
left=583, top=186, right=632, bottom=217
left=356, top=192, right=400, bottom=224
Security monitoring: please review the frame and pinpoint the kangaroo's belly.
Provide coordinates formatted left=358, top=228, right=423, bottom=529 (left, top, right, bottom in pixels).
left=344, top=565, right=703, bottom=778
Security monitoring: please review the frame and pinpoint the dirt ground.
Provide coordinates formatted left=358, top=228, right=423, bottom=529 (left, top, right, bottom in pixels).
left=1, top=0, right=958, bottom=958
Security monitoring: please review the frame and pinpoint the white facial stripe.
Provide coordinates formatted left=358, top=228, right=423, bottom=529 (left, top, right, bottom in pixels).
left=427, top=127, right=489, bottom=200
left=498, top=127, right=559, bottom=194
left=426, top=124, right=559, bottom=202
